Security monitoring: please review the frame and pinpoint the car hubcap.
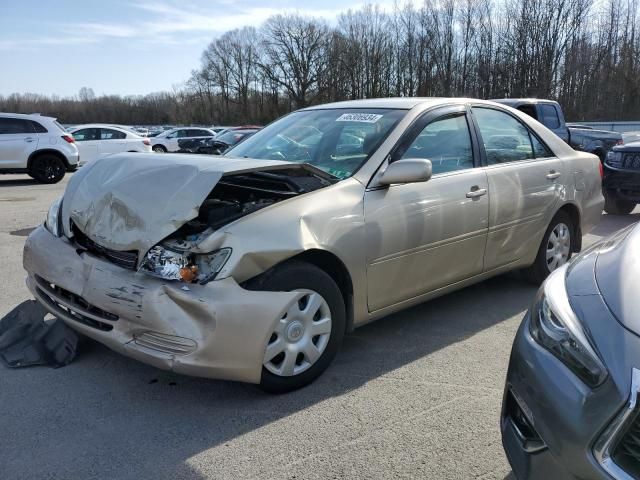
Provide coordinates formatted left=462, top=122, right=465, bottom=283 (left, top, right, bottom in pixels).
left=37, top=160, right=62, bottom=181
left=263, top=289, right=332, bottom=377
left=546, top=222, right=571, bottom=272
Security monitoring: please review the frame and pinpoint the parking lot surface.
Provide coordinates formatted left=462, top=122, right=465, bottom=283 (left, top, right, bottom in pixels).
left=1, top=173, right=637, bottom=480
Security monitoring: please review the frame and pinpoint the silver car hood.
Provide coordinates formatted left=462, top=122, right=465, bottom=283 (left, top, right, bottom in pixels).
left=61, top=153, right=292, bottom=254
left=594, top=223, right=640, bottom=336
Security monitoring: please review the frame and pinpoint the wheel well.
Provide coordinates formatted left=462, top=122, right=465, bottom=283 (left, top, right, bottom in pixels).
left=557, top=203, right=582, bottom=252
left=291, top=250, right=355, bottom=333
left=28, top=149, right=70, bottom=170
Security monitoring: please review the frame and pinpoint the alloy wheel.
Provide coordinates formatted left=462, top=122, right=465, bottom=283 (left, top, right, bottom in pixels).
left=546, top=222, right=571, bottom=272
left=263, top=289, right=332, bottom=377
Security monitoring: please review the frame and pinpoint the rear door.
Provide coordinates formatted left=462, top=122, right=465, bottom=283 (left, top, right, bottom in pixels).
left=0, top=118, right=39, bottom=168
left=470, top=106, right=562, bottom=271
left=364, top=106, right=489, bottom=311
left=71, top=128, right=101, bottom=164
left=98, top=128, right=128, bottom=156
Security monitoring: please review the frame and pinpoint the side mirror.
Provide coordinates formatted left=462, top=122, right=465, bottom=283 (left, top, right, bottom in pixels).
left=378, top=158, right=432, bottom=186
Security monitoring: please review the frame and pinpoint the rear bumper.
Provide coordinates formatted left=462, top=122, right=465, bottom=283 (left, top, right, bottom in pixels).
left=23, top=225, right=297, bottom=383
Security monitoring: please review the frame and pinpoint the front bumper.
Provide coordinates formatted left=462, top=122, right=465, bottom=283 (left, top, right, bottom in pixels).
left=23, top=226, right=297, bottom=383
left=502, top=313, right=630, bottom=480
left=604, top=169, right=640, bottom=202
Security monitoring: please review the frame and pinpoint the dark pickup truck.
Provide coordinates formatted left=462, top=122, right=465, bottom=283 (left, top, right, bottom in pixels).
left=492, top=99, right=623, bottom=161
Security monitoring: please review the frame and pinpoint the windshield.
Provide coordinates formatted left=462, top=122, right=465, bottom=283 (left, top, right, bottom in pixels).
left=228, top=108, right=406, bottom=179
left=217, top=130, right=252, bottom=145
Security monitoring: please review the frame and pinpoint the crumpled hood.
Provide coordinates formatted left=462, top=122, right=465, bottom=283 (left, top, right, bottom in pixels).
left=594, top=223, right=640, bottom=336
left=61, top=153, right=289, bottom=255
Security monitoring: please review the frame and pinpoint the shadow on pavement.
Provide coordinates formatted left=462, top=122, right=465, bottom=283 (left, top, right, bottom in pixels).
left=2, top=211, right=638, bottom=480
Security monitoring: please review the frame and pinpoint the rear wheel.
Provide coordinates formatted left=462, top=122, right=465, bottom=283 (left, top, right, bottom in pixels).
left=152, top=145, right=166, bottom=153
left=246, top=260, right=345, bottom=394
left=524, top=211, right=574, bottom=284
left=28, top=154, right=65, bottom=184
left=604, top=191, right=636, bottom=215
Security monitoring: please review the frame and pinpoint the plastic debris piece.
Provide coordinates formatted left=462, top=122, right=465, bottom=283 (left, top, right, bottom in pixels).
left=0, top=300, right=78, bottom=368
left=181, top=286, right=190, bottom=291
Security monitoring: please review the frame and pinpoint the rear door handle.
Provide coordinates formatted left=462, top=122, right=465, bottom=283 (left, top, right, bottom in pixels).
left=466, top=187, right=487, bottom=198
left=24, top=137, right=35, bottom=143
left=546, top=171, right=562, bottom=180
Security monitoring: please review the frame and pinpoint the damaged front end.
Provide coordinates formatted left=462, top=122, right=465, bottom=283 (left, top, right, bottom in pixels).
left=134, top=166, right=333, bottom=285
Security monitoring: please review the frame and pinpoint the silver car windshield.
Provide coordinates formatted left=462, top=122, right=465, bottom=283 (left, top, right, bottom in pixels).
left=227, top=109, right=406, bottom=179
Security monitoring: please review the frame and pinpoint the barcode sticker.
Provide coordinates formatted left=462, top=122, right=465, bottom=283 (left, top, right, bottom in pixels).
left=336, top=113, right=383, bottom=123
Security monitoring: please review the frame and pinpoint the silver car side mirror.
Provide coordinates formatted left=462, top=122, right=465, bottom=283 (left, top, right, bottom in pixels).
left=378, top=158, right=432, bottom=186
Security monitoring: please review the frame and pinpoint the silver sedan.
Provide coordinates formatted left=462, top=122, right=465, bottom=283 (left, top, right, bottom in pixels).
left=23, top=98, right=604, bottom=392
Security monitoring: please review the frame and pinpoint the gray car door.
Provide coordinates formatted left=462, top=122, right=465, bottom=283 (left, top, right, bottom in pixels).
left=470, top=106, right=563, bottom=271
left=364, top=106, right=489, bottom=312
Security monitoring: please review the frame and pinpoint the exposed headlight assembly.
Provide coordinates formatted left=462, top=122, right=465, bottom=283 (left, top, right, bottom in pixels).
left=141, top=245, right=231, bottom=284
left=44, top=196, right=63, bottom=237
left=530, top=265, right=608, bottom=387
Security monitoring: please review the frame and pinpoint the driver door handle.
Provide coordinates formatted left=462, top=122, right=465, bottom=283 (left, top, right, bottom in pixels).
left=466, top=187, right=487, bottom=198
left=546, top=171, right=562, bottom=180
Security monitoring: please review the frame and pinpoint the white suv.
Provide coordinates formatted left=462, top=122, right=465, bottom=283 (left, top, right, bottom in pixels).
left=0, top=113, right=80, bottom=183
left=150, top=127, right=215, bottom=153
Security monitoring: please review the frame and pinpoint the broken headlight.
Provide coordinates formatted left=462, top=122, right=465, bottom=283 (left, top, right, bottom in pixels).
left=529, top=264, right=608, bottom=387
left=44, top=196, right=63, bottom=237
left=141, top=245, right=231, bottom=284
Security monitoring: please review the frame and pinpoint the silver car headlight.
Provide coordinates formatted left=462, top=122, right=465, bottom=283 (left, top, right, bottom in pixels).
left=44, top=196, right=63, bottom=237
left=529, top=264, right=608, bottom=387
left=141, top=245, right=231, bottom=284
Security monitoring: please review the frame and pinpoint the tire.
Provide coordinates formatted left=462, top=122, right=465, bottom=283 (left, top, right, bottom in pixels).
left=604, top=191, right=636, bottom=215
left=152, top=145, right=167, bottom=153
left=246, top=260, right=346, bottom=394
left=28, top=154, right=66, bottom=184
left=524, top=211, right=574, bottom=284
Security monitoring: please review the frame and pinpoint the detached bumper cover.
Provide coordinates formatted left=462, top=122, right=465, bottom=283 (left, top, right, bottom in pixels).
left=23, top=225, right=297, bottom=383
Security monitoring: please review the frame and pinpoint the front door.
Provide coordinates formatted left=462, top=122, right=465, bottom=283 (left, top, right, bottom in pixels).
left=470, top=106, right=563, bottom=270
left=72, top=128, right=101, bottom=164
left=364, top=106, right=490, bottom=312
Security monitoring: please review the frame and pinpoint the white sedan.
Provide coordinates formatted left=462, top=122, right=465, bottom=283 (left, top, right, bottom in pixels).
left=70, top=124, right=152, bottom=165
left=150, top=127, right=216, bottom=153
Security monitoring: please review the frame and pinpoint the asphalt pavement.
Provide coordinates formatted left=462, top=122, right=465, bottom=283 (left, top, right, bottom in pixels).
left=0, top=173, right=637, bottom=480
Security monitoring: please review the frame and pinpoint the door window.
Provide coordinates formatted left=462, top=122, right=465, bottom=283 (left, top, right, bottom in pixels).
left=531, top=134, right=553, bottom=158
left=539, top=104, right=561, bottom=129
left=0, top=118, right=34, bottom=134
left=29, top=121, right=48, bottom=133
left=100, top=129, right=126, bottom=140
left=473, top=108, right=535, bottom=164
left=397, top=114, right=474, bottom=175
left=72, top=128, right=100, bottom=141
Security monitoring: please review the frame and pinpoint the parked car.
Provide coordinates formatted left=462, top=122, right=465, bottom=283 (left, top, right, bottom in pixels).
left=24, top=98, right=603, bottom=393
left=492, top=99, right=623, bottom=160
left=200, top=128, right=259, bottom=154
left=0, top=112, right=79, bottom=183
left=603, top=142, right=640, bottom=214
left=69, top=125, right=151, bottom=165
left=150, top=127, right=216, bottom=153
left=501, top=222, right=640, bottom=480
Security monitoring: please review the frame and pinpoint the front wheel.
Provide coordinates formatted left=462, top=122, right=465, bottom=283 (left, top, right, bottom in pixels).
left=246, top=260, right=346, bottom=393
left=524, top=211, right=574, bottom=284
left=604, top=191, right=636, bottom=215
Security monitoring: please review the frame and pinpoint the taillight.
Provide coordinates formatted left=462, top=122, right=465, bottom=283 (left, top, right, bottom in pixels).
left=62, top=135, right=75, bottom=144
left=143, top=139, right=151, bottom=146
left=599, top=161, right=604, bottom=178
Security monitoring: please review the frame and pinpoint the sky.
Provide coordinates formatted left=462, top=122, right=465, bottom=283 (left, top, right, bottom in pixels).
left=0, top=0, right=390, bottom=98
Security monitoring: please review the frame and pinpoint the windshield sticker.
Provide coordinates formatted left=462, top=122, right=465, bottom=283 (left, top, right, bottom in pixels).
left=336, top=113, right=383, bottom=123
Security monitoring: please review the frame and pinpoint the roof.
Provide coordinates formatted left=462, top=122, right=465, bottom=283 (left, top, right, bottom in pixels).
left=0, top=112, right=56, bottom=120
left=490, top=98, right=559, bottom=107
left=302, top=97, right=515, bottom=111
left=70, top=124, right=132, bottom=130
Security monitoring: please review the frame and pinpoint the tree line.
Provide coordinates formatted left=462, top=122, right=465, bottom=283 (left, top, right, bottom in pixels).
left=2, top=0, right=640, bottom=125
